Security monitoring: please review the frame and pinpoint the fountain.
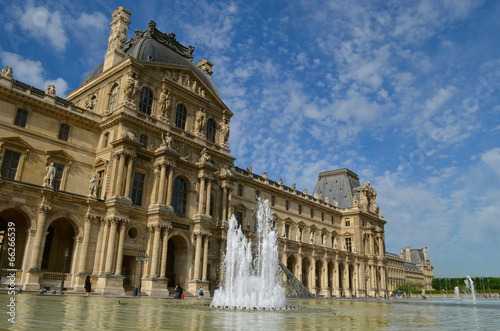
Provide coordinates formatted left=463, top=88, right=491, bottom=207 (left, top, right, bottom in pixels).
left=464, top=275, right=477, bottom=304
left=211, top=198, right=286, bottom=310
left=454, top=286, right=460, bottom=299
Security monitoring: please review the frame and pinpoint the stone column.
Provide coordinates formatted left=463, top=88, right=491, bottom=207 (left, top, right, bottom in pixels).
left=115, top=221, right=127, bottom=276
left=221, top=186, right=228, bottom=220
left=98, top=220, right=110, bottom=273
left=193, top=233, right=202, bottom=280
left=166, top=165, right=175, bottom=207
left=311, top=257, right=316, bottom=293
left=369, top=234, right=375, bottom=255
left=205, top=179, right=212, bottom=215
left=334, top=260, right=341, bottom=296
left=149, top=225, right=162, bottom=277
left=158, top=164, right=167, bottom=204
left=28, top=205, right=50, bottom=270
left=104, top=219, right=119, bottom=273
left=159, top=226, right=170, bottom=278
left=297, top=255, right=303, bottom=283
left=150, top=164, right=160, bottom=204
left=114, top=152, right=126, bottom=195
left=202, top=234, right=209, bottom=281
left=92, top=220, right=105, bottom=273
left=198, top=177, right=206, bottom=215
left=77, top=216, right=93, bottom=274
left=124, top=155, right=134, bottom=198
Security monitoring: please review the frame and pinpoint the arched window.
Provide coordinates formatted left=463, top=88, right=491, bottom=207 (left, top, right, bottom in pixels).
left=172, top=177, right=187, bottom=216
left=206, top=118, right=216, bottom=143
left=139, top=87, right=153, bottom=115
left=108, top=84, right=119, bottom=112
left=175, top=104, right=187, bottom=130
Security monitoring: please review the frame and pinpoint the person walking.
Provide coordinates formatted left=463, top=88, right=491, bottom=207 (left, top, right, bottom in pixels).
left=421, top=287, right=427, bottom=300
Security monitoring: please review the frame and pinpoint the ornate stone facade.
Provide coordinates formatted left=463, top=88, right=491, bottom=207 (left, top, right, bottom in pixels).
left=0, top=7, right=432, bottom=298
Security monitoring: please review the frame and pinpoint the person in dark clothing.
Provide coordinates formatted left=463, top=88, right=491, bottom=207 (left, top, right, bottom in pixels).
left=85, top=275, right=92, bottom=296
left=174, top=284, right=183, bottom=299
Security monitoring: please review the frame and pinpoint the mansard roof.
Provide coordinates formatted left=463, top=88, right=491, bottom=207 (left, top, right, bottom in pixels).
left=312, top=168, right=361, bottom=208
left=81, top=20, right=220, bottom=97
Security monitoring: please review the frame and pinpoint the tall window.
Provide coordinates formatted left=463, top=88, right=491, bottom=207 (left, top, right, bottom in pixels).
left=131, top=172, right=145, bottom=206
left=14, top=109, right=28, bottom=127
left=139, top=87, right=153, bottom=115
left=310, top=208, right=314, bottom=218
left=108, top=84, right=119, bottom=112
left=345, top=218, right=351, bottom=227
left=236, top=211, right=243, bottom=228
left=298, top=205, right=302, bottom=215
left=58, top=124, right=70, bottom=141
left=206, top=118, right=216, bottom=143
left=286, top=200, right=289, bottom=211
left=172, top=177, right=187, bottom=216
left=139, top=134, right=148, bottom=149
left=53, top=163, right=64, bottom=190
left=237, top=184, right=243, bottom=196
left=345, top=238, right=352, bottom=252
left=95, top=170, right=105, bottom=199
left=175, top=104, right=187, bottom=130
left=103, top=133, right=109, bottom=147
left=1, top=150, right=20, bottom=180
left=271, top=195, right=275, bottom=206
left=255, top=190, right=260, bottom=200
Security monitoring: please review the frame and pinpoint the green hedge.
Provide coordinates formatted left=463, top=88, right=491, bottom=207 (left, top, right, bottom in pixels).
left=432, top=277, right=500, bottom=292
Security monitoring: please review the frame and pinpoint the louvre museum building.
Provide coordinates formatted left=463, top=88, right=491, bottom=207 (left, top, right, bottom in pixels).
left=0, top=7, right=433, bottom=297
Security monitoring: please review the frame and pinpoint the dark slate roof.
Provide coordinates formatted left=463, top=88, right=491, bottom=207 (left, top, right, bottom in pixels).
left=410, top=249, right=425, bottom=264
left=81, top=20, right=220, bottom=98
left=312, top=168, right=361, bottom=208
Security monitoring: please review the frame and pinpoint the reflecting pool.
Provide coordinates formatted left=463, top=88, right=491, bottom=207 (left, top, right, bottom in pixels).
left=1, top=294, right=499, bottom=330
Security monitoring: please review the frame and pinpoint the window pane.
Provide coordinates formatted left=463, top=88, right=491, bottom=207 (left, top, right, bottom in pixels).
left=53, top=163, right=64, bottom=190
left=14, top=109, right=28, bottom=127
left=206, top=118, right=216, bottom=143
left=139, top=87, right=153, bottom=115
left=131, top=172, right=145, bottom=205
left=1, top=150, right=21, bottom=179
left=108, top=85, right=119, bottom=112
left=172, top=177, right=187, bottom=215
left=175, top=104, right=186, bottom=130
left=58, top=124, right=70, bottom=141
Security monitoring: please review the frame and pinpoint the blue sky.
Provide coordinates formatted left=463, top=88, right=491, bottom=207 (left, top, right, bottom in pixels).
left=1, top=0, right=499, bottom=278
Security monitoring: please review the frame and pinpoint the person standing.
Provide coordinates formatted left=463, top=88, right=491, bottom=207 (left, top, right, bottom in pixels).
left=199, top=286, right=204, bottom=299
left=421, top=287, right=427, bottom=300
left=85, top=275, right=92, bottom=297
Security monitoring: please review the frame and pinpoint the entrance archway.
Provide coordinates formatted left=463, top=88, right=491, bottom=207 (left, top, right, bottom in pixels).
left=286, top=255, right=297, bottom=278
left=338, top=263, right=345, bottom=296
left=301, top=257, right=310, bottom=288
left=165, top=234, right=189, bottom=288
left=315, top=260, right=323, bottom=289
left=41, top=218, right=75, bottom=272
left=0, top=209, right=30, bottom=270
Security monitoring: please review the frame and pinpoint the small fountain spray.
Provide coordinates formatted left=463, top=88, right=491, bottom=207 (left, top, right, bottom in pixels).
left=211, top=199, right=286, bottom=310
left=464, top=275, right=476, bottom=304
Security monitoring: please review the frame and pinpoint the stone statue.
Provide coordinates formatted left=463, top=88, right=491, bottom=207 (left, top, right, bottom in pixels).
left=262, top=172, right=268, bottom=180
left=161, top=132, right=173, bottom=149
left=291, top=183, right=296, bottom=190
left=84, top=95, right=96, bottom=110
left=333, top=200, right=338, bottom=207
left=124, top=74, right=136, bottom=101
left=0, top=66, right=13, bottom=79
left=353, top=243, right=357, bottom=253
left=199, top=148, right=210, bottom=163
left=310, top=231, right=315, bottom=243
left=313, top=193, right=319, bottom=199
left=322, top=234, right=327, bottom=246
left=45, top=84, right=56, bottom=96
left=246, top=166, right=252, bottom=173
left=43, top=162, right=57, bottom=187
left=219, top=120, right=230, bottom=146
left=278, top=178, right=283, bottom=186
left=89, top=174, right=97, bottom=197
left=303, top=189, right=307, bottom=195
left=325, top=197, right=330, bottom=204
left=343, top=240, right=347, bottom=251
left=297, top=228, right=302, bottom=241
left=358, top=181, right=377, bottom=212
left=159, top=79, right=171, bottom=121
left=333, top=236, right=338, bottom=249
left=195, top=107, right=207, bottom=135
left=123, top=131, right=137, bottom=141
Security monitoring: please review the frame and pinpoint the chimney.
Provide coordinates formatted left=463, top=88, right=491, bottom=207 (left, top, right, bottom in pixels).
left=103, top=7, right=132, bottom=72
left=423, top=247, right=428, bottom=261
left=405, top=246, right=411, bottom=262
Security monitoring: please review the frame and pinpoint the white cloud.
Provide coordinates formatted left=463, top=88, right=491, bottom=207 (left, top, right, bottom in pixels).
left=18, top=4, right=68, bottom=52
left=0, top=50, right=69, bottom=96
